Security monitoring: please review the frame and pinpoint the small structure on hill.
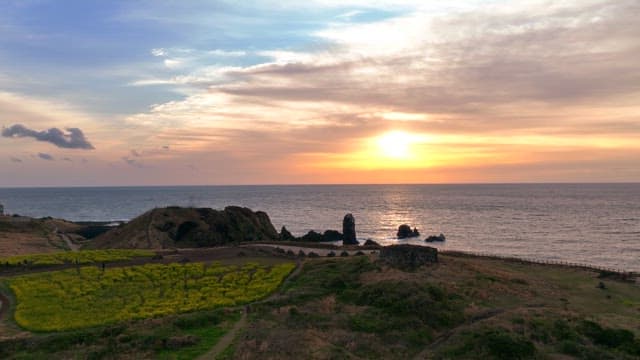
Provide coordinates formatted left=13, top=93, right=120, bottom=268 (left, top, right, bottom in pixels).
left=379, top=244, right=438, bottom=270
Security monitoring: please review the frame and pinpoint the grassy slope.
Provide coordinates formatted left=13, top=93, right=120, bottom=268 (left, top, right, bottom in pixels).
left=1, top=252, right=639, bottom=359
left=230, top=254, right=640, bottom=359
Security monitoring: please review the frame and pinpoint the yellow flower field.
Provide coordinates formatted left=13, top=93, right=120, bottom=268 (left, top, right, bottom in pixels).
left=9, top=261, right=295, bottom=331
left=0, top=249, right=155, bottom=267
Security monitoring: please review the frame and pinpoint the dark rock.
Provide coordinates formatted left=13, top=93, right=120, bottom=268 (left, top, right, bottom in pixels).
left=363, top=239, right=381, bottom=247
left=300, top=230, right=324, bottom=242
left=322, top=230, right=343, bottom=242
left=327, top=251, right=336, bottom=257
left=380, top=244, right=438, bottom=270
left=355, top=251, right=365, bottom=256
left=280, top=226, right=296, bottom=241
left=298, top=250, right=306, bottom=258
left=342, top=213, right=358, bottom=245
left=91, top=206, right=280, bottom=249
left=340, top=251, right=349, bottom=257
left=425, top=233, right=446, bottom=242
left=397, top=224, right=420, bottom=239
left=308, top=252, right=320, bottom=258
left=286, top=249, right=295, bottom=257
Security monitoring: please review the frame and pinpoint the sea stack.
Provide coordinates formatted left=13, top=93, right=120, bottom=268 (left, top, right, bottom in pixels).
left=342, top=213, right=358, bottom=245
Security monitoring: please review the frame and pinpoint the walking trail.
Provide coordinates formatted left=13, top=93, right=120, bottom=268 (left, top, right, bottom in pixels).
left=197, top=259, right=304, bottom=359
left=0, top=292, right=9, bottom=322
left=196, top=312, right=247, bottom=360
left=53, top=225, right=79, bottom=252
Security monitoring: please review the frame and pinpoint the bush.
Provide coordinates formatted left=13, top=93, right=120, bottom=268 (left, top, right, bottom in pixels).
left=445, top=328, right=537, bottom=359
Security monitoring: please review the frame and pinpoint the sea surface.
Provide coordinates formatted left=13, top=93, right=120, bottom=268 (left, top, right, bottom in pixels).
left=0, top=184, right=638, bottom=271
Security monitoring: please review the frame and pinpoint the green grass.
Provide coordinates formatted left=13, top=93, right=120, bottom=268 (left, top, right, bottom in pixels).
left=157, top=310, right=242, bottom=359
left=0, top=309, right=241, bottom=360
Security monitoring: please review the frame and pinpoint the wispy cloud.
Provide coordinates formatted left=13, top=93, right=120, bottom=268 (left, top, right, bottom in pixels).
left=2, top=124, right=95, bottom=149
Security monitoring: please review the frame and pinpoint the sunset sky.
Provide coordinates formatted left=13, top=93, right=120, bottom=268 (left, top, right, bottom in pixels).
left=1, top=0, right=639, bottom=186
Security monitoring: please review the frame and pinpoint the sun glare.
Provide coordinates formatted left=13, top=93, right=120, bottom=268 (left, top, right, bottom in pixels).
left=377, top=131, right=414, bottom=159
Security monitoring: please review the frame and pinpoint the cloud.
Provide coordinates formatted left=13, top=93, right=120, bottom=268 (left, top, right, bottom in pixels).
left=9, top=156, right=22, bottom=163
left=2, top=124, right=95, bottom=149
left=37, top=152, right=54, bottom=161
left=122, top=156, right=144, bottom=168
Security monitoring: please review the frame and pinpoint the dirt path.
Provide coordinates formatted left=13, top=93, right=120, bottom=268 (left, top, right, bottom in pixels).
left=0, top=292, right=9, bottom=321
left=59, top=231, right=79, bottom=252
left=197, top=260, right=303, bottom=359
left=411, top=308, right=506, bottom=360
left=51, top=225, right=79, bottom=252
left=196, top=312, right=247, bottom=360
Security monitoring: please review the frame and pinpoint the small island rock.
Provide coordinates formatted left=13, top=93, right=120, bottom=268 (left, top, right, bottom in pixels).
left=425, top=233, right=446, bottom=242
left=397, top=224, right=420, bottom=239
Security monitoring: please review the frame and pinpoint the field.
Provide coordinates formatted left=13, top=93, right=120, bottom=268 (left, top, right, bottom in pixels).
left=0, top=249, right=155, bottom=268
left=1, top=248, right=639, bottom=359
left=9, top=261, right=295, bottom=331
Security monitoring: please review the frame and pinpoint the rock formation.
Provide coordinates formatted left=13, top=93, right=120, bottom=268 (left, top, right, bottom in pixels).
left=379, top=244, right=438, bottom=270
left=397, top=224, right=420, bottom=239
left=279, top=226, right=296, bottom=241
left=299, top=230, right=324, bottom=242
left=342, top=213, right=358, bottom=245
left=425, top=233, right=446, bottom=242
left=89, top=206, right=279, bottom=249
left=322, top=230, right=343, bottom=242
left=363, top=239, right=381, bottom=247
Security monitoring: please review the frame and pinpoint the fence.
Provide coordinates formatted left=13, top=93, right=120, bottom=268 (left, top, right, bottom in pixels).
left=440, top=250, right=639, bottom=281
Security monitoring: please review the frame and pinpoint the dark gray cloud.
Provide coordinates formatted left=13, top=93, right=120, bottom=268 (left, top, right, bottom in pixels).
left=122, top=156, right=143, bottom=168
left=1, top=124, right=95, bottom=149
left=37, top=152, right=54, bottom=161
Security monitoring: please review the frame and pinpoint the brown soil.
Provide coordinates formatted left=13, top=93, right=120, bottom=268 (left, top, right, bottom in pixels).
left=0, top=292, right=8, bottom=321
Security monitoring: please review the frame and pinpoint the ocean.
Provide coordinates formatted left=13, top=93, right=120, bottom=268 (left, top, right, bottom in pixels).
left=0, top=184, right=638, bottom=271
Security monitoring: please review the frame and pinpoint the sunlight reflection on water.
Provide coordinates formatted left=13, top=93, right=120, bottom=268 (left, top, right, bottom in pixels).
left=1, top=184, right=638, bottom=271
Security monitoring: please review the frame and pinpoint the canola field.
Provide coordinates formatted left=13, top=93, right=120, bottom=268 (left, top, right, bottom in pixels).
left=9, top=261, right=295, bottom=331
left=0, top=249, right=155, bottom=267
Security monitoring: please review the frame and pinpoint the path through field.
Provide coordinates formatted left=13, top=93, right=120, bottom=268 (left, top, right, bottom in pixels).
left=53, top=226, right=79, bottom=251
left=0, top=292, right=9, bottom=321
left=197, top=259, right=304, bottom=359
left=197, top=312, right=247, bottom=360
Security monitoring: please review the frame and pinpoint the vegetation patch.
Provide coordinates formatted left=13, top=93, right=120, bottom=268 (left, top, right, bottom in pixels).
left=0, top=249, right=155, bottom=268
left=442, top=327, right=537, bottom=359
left=0, top=308, right=241, bottom=360
left=8, top=261, right=294, bottom=331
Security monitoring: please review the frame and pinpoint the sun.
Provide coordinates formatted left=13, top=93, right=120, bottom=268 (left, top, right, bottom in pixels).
left=377, top=131, right=414, bottom=159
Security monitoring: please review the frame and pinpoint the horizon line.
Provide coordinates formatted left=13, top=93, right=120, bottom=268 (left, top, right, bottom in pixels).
left=1, top=181, right=639, bottom=189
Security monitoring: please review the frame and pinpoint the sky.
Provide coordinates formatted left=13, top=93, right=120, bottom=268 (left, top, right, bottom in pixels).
left=0, top=0, right=639, bottom=186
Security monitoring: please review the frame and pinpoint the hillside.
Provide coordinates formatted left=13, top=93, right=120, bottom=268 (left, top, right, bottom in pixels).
left=87, top=206, right=280, bottom=249
left=0, top=216, right=78, bottom=256
left=0, top=247, right=639, bottom=359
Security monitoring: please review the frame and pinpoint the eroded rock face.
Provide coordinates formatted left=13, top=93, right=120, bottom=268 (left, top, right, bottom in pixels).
left=90, top=206, right=280, bottom=249
left=343, top=213, right=358, bottom=245
left=379, top=244, right=438, bottom=270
